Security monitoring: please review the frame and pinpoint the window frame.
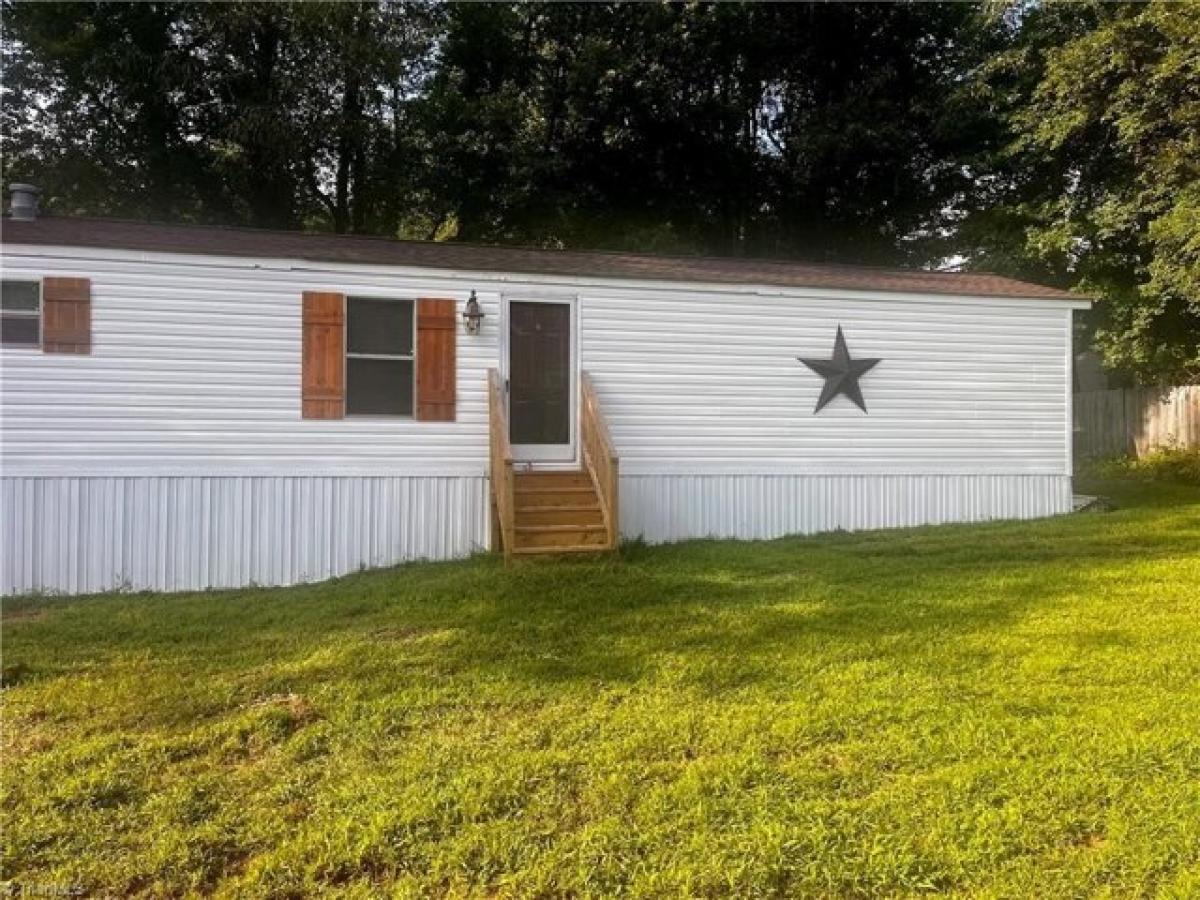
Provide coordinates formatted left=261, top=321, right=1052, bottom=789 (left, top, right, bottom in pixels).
left=343, top=294, right=417, bottom=419
left=0, top=278, right=43, bottom=349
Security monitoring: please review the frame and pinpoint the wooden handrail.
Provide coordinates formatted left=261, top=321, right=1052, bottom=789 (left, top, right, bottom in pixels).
left=580, top=371, right=620, bottom=550
left=487, top=368, right=516, bottom=560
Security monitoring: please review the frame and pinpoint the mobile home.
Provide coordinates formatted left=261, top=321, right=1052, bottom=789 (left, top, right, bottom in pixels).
left=1, top=193, right=1088, bottom=594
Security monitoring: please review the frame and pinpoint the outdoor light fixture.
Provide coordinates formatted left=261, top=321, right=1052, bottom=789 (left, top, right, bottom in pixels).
left=462, top=290, right=484, bottom=335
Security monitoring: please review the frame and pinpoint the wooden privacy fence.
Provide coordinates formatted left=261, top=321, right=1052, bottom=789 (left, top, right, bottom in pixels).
left=1074, top=385, right=1200, bottom=458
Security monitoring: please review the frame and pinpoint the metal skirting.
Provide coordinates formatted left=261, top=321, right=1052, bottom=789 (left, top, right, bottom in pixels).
left=1, top=475, right=488, bottom=595
left=3, top=473, right=1072, bottom=596
left=619, top=474, right=1073, bottom=544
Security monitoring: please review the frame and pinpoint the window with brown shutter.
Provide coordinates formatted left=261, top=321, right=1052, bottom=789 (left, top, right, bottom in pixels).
left=42, top=277, right=91, bottom=354
left=302, top=292, right=456, bottom=422
left=416, top=298, right=456, bottom=422
left=301, top=291, right=346, bottom=419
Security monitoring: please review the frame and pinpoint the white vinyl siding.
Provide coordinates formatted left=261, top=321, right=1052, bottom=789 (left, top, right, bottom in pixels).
left=1, top=244, right=1077, bottom=479
left=0, top=249, right=494, bottom=476
left=581, top=292, right=1072, bottom=476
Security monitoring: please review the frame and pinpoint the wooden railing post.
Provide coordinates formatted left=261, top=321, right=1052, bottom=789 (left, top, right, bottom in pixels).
left=580, top=371, right=620, bottom=552
left=487, top=368, right=516, bottom=561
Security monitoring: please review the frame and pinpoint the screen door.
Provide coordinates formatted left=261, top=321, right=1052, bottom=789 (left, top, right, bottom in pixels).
left=505, top=298, right=575, bottom=463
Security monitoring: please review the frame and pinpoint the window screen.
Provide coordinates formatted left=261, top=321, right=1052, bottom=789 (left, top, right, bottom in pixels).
left=347, top=358, right=414, bottom=416
left=1, top=280, right=41, bottom=347
left=345, top=297, right=414, bottom=416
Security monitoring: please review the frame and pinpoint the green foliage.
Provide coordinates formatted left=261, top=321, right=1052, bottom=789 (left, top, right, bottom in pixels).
left=1081, top=446, right=1200, bottom=486
left=3, top=480, right=1200, bottom=896
left=0, top=1, right=440, bottom=230
left=417, top=3, right=989, bottom=262
left=965, top=1, right=1200, bottom=384
left=2, top=1, right=990, bottom=264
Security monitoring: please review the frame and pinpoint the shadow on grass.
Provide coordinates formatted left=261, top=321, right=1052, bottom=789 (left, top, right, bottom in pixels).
left=437, top=482, right=1197, bottom=684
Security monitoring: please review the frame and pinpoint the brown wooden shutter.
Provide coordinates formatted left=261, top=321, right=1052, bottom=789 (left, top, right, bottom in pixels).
left=302, top=291, right=345, bottom=419
left=42, top=277, right=91, bottom=354
left=416, top=298, right=456, bottom=422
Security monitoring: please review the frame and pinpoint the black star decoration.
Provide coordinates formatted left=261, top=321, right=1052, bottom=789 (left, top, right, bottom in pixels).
left=798, top=326, right=882, bottom=413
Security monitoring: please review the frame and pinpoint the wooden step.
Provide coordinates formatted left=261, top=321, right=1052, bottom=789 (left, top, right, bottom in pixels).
left=514, top=523, right=609, bottom=550
left=515, top=504, right=605, bottom=527
left=514, top=470, right=593, bottom=489
left=514, top=486, right=598, bottom=507
left=512, top=543, right=615, bottom=557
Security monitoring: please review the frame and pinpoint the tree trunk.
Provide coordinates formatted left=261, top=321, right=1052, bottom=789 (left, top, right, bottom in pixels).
left=334, top=72, right=360, bottom=234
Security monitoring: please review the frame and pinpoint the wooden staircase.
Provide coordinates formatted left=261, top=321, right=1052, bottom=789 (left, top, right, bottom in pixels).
left=488, top=369, right=619, bottom=559
left=513, top=470, right=609, bottom=554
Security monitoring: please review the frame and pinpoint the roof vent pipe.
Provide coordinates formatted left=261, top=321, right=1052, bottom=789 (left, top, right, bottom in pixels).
left=7, top=183, right=41, bottom=221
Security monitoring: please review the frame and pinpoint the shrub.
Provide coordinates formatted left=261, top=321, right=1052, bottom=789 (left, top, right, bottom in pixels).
left=1082, top=446, right=1200, bottom=485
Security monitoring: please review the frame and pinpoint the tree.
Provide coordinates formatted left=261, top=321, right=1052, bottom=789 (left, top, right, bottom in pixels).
left=1, top=2, right=221, bottom=221
left=3, top=1, right=992, bottom=257
left=1, top=1, right=438, bottom=232
left=963, top=1, right=1200, bottom=384
left=415, top=2, right=989, bottom=263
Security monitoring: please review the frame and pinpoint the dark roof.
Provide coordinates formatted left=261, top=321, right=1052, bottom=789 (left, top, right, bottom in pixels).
left=2, top=215, right=1082, bottom=301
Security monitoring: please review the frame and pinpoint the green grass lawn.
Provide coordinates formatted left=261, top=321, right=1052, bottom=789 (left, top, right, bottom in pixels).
left=3, top=478, right=1199, bottom=898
